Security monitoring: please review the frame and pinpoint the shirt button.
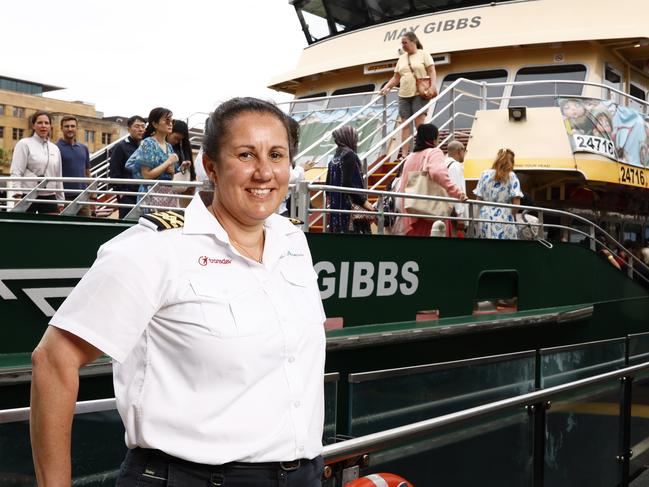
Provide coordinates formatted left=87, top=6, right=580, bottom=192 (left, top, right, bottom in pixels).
left=294, top=401, right=301, bottom=408
left=298, top=446, right=305, bottom=452
left=288, top=356, right=295, bottom=363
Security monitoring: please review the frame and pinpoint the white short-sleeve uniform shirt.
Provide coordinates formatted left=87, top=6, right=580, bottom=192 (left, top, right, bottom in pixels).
left=50, top=193, right=327, bottom=465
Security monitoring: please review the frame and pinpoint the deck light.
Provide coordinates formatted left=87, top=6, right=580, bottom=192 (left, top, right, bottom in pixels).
left=508, top=106, right=527, bottom=122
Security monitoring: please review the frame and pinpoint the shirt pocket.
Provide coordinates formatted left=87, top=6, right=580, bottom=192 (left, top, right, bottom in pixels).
left=190, top=277, right=278, bottom=338
left=280, top=264, right=326, bottom=325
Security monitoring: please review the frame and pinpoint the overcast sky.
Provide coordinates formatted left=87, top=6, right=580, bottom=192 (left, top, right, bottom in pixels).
left=2, top=0, right=306, bottom=127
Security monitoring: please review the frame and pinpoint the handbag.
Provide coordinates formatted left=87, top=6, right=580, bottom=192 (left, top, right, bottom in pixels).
left=171, top=169, right=191, bottom=193
left=407, top=55, right=435, bottom=100
left=403, top=171, right=453, bottom=217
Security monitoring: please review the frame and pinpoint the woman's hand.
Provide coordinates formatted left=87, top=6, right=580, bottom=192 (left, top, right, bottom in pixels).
left=458, top=193, right=468, bottom=202
left=379, top=86, right=390, bottom=96
left=180, top=161, right=192, bottom=172
left=167, top=153, right=179, bottom=166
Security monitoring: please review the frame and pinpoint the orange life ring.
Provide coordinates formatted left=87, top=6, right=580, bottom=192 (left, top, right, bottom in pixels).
left=346, top=472, right=414, bottom=487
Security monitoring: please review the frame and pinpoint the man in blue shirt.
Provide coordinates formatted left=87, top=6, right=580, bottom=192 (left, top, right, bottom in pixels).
left=109, top=115, right=145, bottom=219
left=56, top=116, right=91, bottom=216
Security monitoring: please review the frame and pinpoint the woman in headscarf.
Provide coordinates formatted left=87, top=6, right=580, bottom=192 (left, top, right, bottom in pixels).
left=393, top=123, right=467, bottom=236
left=325, top=125, right=375, bottom=234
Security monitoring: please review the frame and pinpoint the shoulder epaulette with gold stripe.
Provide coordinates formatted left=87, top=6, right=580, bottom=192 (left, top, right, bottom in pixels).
left=140, top=210, right=185, bottom=231
left=286, top=217, right=303, bottom=226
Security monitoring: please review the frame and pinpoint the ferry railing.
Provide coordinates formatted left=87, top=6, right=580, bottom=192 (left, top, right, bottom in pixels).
left=297, top=183, right=649, bottom=285
left=322, top=358, right=649, bottom=485
left=0, top=176, right=203, bottom=219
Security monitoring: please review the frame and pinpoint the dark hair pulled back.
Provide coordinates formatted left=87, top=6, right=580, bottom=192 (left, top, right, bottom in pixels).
left=144, top=107, right=173, bottom=138
left=203, top=97, right=291, bottom=167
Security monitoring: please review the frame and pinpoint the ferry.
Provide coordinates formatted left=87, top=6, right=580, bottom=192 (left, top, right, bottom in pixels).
left=1, top=0, right=649, bottom=485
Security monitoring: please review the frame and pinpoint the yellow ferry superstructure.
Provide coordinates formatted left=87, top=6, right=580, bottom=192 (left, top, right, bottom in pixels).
left=270, top=0, right=649, bottom=239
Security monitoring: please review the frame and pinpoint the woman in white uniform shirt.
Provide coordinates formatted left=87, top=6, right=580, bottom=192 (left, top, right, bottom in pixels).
left=30, top=98, right=327, bottom=486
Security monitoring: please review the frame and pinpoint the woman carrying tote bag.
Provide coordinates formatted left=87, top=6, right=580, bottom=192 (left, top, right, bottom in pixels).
left=393, top=124, right=467, bottom=236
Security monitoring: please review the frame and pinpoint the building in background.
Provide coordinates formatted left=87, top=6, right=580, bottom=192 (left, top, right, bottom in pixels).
left=0, top=75, right=122, bottom=174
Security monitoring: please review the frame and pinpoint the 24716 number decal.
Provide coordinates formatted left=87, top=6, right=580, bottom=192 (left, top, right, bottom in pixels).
left=572, top=134, right=616, bottom=159
left=619, top=165, right=648, bottom=187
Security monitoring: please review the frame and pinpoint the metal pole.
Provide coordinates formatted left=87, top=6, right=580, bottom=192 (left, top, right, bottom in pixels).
left=480, top=81, right=487, bottom=111
left=297, top=180, right=310, bottom=232
left=618, top=376, right=633, bottom=487
left=377, top=195, right=385, bottom=235
left=382, top=94, right=388, bottom=154
left=530, top=401, right=550, bottom=487
left=589, top=225, right=597, bottom=252
left=449, top=87, right=456, bottom=142
left=467, top=202, right=475, bottom=238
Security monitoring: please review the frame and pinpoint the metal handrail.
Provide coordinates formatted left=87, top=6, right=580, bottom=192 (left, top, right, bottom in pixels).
left=303, top=183, right=649, bottom=282
left=322, top=359, right=649, bottom=464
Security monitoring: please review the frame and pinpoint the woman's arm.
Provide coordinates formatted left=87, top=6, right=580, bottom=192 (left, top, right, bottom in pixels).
left=379, top=73, right=401, bottom=96
left=510, top=196, right=521, bottom=216
left=427, top=152, right=466, bottom=200
left=426, top=63, right=438, bottom=97
left=31, top=326, right=102, bottom=487
left=142, top=153, right=179, bottom=180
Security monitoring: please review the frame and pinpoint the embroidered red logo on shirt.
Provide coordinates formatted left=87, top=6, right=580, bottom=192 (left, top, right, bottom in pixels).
left=198, top=256, right=232, bottom=266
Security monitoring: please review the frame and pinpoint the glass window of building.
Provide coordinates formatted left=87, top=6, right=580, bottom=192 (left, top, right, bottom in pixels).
left=101, top=133, right=112, bottom=145
left=12, top=128, right=24, bottom=140
left=0, top=127, right=4, bottom=138
left=85, top=130, right=95, bottom=143
left=509, top=64, right=587, bottom=108
left=328, top=84, right=376, bottom=109
left=12, top=106, right=25, bottom=118
left=0, top=105, right=4, bottom=116
left=433, top=70, right=508, bottom=130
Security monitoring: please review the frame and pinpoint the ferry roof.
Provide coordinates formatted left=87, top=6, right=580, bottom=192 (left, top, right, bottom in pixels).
left=270, top=0, right=649, bottom=92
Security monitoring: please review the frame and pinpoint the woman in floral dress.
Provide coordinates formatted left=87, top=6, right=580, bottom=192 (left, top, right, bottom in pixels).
left=474, top=148, right=523, bottom=239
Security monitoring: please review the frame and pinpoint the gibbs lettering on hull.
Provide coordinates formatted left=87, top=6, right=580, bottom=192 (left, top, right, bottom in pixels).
left=383, top=16, right=481, bottom=42
left=315, top=261, right=419, bottom=299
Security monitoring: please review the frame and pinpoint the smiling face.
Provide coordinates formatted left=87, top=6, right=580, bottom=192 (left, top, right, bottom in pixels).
left=206, top=111, right=290, bottom=228
left=33, top=115, right=51, bottom=139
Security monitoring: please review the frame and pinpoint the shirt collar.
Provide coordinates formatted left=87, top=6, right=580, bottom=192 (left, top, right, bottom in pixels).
left=57, top=138, right=79, bottom=147
left=183, top=192, right=300, bottom=263
left=31, top=134, right=49, bottom=144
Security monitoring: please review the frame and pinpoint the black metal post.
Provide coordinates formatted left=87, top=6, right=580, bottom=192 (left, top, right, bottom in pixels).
left=618, top=376, right=633, bottom=486
left=529, top=400, right=549, bottom=487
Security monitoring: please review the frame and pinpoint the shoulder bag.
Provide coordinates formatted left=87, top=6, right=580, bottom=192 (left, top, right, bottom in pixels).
left=407, top=53, right=435, bottom=100
left=403, top=170, right=453, bottom=217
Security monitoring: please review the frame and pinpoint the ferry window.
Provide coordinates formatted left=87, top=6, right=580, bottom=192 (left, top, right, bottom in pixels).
left=326, top=0, right=371, bottom=32
left=623, top=223, right=642, bottom=243
left=603, top=64, right=623, bottom=103
left=290, top=93, right=327, bottom=114
left=296, top=0, right=332, bottom=43
left=329, top=84, right=375, bottom=109
left=629, top=83, right=647, bottom=113
left=433, top=70, right=508, bottom=130
left=509, top=64, right=587, bottom=108
left=366, top=0, right=411, bottom=22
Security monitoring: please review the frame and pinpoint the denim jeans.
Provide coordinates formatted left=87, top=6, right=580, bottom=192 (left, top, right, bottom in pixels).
left=115, top=448, right=324, bottom=487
